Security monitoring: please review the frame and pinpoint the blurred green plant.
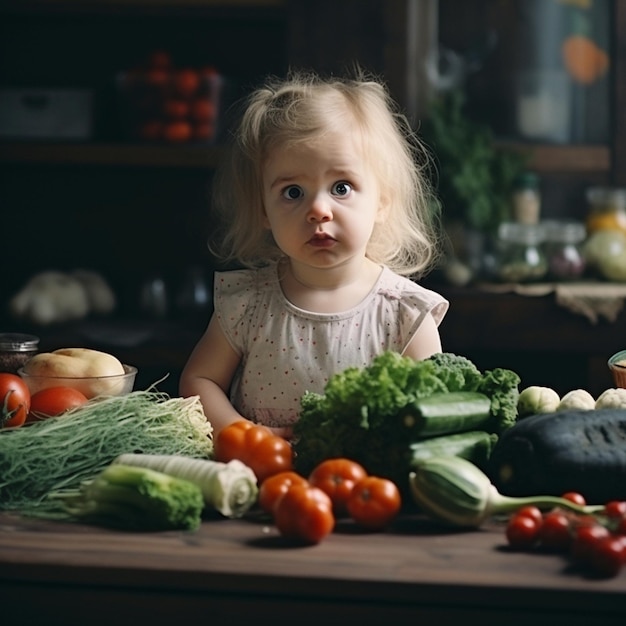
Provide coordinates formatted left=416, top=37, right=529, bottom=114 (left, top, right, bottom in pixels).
left=422, top=89, right=529, bottom=235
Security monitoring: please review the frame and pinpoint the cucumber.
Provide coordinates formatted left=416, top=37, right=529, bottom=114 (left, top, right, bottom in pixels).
left=405, top=391, right=492, bottom=437
left=408, top=430, right=498, bottom=470
left=487, top=408, right=626, bottom=503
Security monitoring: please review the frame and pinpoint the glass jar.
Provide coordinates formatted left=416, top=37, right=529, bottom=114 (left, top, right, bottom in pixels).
left=512, top=172, right=541, bottom=225
left=496, top=222, right=548, bottom=283
left=543, top=220, right=587, bottom=281
left=0, top=333, right=40, bottom=374
left=586, top=187, right=626, bottom=236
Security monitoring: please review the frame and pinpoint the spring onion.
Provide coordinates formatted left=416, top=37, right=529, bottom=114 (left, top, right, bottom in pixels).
left=0, top=390, right=213, bottom=515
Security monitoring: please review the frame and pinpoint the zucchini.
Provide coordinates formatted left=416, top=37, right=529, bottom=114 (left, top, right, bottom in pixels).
left=487, top=408, right=626, bottom=503
left=404, top=391, right=491, bottom=438
left=409, top=430, right=498, bottom=470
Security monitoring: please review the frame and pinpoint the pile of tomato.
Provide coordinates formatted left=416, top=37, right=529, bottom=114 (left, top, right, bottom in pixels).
left=505, top=492, right=626, bottom=578
left=118, top=49, right=221, bottom=144
left=0, top=373, right=88, bottom=428
left=214, top=420, right=402, bottom=544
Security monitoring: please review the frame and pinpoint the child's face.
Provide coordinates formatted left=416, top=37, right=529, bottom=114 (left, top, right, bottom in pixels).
left=262, top=127, right=384, bottom=272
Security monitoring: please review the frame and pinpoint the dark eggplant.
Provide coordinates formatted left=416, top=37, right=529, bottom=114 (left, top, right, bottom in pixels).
left=486, top=408, right=626, bottom=504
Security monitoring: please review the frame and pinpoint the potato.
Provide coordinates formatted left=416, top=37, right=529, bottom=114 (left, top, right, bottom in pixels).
left=22, top=348, right=127, bottom=398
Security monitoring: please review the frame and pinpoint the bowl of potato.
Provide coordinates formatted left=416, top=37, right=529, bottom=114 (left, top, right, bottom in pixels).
left=19, top=347, right=137, bottom=399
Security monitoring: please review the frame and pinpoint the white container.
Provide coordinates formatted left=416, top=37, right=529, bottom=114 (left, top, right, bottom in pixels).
left=0, top=88, right=93, bottom=140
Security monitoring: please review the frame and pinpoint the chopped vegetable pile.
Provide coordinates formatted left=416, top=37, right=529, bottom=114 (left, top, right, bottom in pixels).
left=293, top=351, right=520, bottom=486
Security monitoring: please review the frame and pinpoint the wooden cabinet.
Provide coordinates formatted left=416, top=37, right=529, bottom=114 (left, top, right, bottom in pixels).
left=3, top=0, right=626, bottom=387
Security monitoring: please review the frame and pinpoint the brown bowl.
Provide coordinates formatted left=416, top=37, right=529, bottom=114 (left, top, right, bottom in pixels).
left=608, top=350, right=626, bottom=388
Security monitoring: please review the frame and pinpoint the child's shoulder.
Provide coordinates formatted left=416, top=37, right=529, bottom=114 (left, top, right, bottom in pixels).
left=215, top=263, right=279, bottom=296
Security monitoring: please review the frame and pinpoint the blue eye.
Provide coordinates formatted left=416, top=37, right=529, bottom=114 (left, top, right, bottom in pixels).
left=332, top=181, right=352, bottom=197
left=282, top=185, right=303, bottom=200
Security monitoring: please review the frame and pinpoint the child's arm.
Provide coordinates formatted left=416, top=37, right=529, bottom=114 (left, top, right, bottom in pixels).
left=402, top=312, right=443, bottom=361
left=179, top=314, right=247, bottom=435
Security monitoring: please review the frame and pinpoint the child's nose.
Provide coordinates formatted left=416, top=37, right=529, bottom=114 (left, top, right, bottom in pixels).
left=307, top=194, right=333, bottom=222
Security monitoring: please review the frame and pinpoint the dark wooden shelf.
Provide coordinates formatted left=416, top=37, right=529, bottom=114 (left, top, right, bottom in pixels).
left=0, top=142, right=222, bottom=168
left=0, top=141, right=611, bottom=173
left=498, top=142, right=611, bottom=174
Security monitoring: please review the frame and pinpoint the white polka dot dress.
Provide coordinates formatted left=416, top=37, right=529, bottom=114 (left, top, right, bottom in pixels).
left=214, top=263, right=448, bottom=428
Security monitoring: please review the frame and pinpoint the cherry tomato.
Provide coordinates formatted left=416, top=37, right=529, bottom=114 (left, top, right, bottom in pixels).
left=604, top=500, right=626, bottom=520
left=589, top=535, right=626, bottom=578
left=538, top=510, right=572, bottom=552
left=346, top=476, right=401, bottom=531
left=570, top=523, right=610, bottom=564
left=0, top=373, right=30, bottom=428
left=506, top=513, right=541, bottom=550
left=273, top=483, right=335, bottom=544
left=308, top=458, right=368, bottom=516
left=214, top=420, right=293, bottom=483
left=258, top=471, right=308, bottom=514
left=27, top=386, right=88, bottom=421
left=561, top=491, right=587, bottom=507
left=513, top=505, right=543, bottom=527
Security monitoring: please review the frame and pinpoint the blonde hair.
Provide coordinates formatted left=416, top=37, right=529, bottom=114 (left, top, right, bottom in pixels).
left=210, top=70, right=441, bottom=277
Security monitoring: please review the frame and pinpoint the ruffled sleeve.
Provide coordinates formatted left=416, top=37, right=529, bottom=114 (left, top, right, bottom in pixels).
left=213, top=269, right=260, bottom=355
left=376, top=268, right=449, bottom=350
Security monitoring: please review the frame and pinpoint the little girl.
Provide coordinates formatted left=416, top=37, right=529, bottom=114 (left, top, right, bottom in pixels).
left=179, top=70, right=449, bottom=439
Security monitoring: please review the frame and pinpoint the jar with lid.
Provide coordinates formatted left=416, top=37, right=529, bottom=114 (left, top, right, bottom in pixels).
left=496, top=222, right=548, bottom=283
left=512, top=172, right=541, bottom=225
left=0, top=333, right=39, bottom=374
left=586, top=187, right=626, bottom=235
left=543, top=220, right=587, bottom=281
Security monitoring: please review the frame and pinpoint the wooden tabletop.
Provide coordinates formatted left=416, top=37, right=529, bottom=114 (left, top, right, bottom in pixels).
left=1, top=510, right=624, bottom=625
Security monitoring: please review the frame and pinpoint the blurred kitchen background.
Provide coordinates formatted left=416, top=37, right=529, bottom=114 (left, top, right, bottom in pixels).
left=1, top=0, right=625, bottom=396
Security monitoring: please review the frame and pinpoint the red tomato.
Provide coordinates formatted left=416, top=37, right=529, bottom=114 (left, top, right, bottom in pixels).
left=346, top=476, right=401, bottom=531
left=28, top=386, right=88, bottom=421
left=506, top=513, right=541, bottom=550
left=0, top=373, right=30, bottom=428
left=162, top=120, right=192, bottom=143
left=538, top=510, right=572, bottom=552
left=273, top=483, right=334, bottom=544
left=162, top=98, right=190, bottom=120
left=147, top=50, right=172, bottom=71
left=308, top=458, right=368, bottom=516
left=144, top=68, right=169, bottom=89
left=214, top=420, right=293, bottom=483
left=258, top=471, right=308, bottom=514
left=190, top=99, right=216, bottom=122
left=570, top=523, right=610, bottom=564
left=513, top=505, right=544, bottom=527
left=589, top=535, right=626, bottom=578
left=173, top=68, right=200, bottom=98
left=604, top=500, right=626, bottom=520
left=561, top=491, right=587, bottom=507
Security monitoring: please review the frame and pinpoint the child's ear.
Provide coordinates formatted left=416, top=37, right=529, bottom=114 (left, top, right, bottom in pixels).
left=376, top=192, right=391, bottom=222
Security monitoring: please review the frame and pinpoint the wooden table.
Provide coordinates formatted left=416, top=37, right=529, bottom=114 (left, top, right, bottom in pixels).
left=1, top=511, right=624, bottom=625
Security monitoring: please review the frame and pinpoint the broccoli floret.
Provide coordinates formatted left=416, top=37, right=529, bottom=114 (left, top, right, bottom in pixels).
left=426, top=352, right=483, bottom=392
left=477, top=368, right=521, bottom=433
left=60, top=464, right=204, bottom=531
